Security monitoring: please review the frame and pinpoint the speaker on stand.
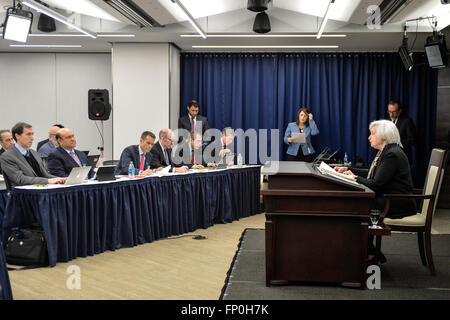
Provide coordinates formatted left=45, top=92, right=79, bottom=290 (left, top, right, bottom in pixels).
left=88, top=89, right=111, bottom=167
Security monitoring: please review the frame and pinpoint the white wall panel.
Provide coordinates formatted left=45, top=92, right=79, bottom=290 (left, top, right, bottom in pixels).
left=0, top=53, right=112, bottom=159
left=55, top=54, right=113, bottom=160
left=112, top=43, right=170, bottom=160
left=0, top=53, right=56, bottom=147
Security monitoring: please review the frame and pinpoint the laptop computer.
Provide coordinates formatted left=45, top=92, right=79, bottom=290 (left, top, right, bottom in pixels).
left=87, top=155, right=100, bottom=168
left=64, top=166, right=92, bottom=185
left=96, top=165, right=116, bottom=182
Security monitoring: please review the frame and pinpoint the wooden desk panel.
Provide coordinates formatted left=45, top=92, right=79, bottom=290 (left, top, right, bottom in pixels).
left=262, top=161, right=375, bottom=288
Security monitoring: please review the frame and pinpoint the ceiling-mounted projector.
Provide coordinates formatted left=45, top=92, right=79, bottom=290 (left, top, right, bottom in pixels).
left=247, top=0, right=269, bottom=12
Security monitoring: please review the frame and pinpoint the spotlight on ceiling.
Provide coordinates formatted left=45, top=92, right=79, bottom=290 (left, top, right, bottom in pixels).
left=253, top=11, right=271, bottom=34
left=2, top=6, right=33, bottom=42
left=247, top=0, right=269, bottom=12
left=398, top=35, right=414, bottom=72
left=424, top=31, right=448, bottom=68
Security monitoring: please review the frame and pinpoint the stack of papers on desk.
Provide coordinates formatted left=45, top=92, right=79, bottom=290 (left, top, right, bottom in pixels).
left=317, top=162, right=359, bottom=185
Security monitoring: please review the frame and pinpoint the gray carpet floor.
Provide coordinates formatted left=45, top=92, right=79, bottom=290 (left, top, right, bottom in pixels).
left=221, top=229, right=450, bottom=300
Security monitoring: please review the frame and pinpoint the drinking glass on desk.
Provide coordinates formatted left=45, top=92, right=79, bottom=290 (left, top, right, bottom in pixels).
left=369, top=209, right=381, bottom=229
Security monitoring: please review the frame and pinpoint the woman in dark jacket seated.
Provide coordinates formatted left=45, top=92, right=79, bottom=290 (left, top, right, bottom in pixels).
left=334, top=119, right=416, bottom=262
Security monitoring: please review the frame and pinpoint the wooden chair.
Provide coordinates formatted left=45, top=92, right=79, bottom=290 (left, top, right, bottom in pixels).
left=378, top=148, right=448, bottom=275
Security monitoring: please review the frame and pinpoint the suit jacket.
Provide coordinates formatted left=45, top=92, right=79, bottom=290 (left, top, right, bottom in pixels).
left=115, top=145, right=153, bottom=175
left=37, top=138, right=49, bottom=152
left=47, top=146, right=94, bottom=178
left=178, top=115, right=210, bottom=135
left=0, top=145, right=55, bottom=187
left=0, top=148, right=4, bottom=174
left=203, top=140, right=236, bottom=165
left=150, top=141, right=184, bottom=172
left=352, top=143, right=416, bottom=219
left=171, top=142, right=207, bottom=168
left=284, top=120, right=320, bottom=156
left=390, top=114, right=416, bottom=163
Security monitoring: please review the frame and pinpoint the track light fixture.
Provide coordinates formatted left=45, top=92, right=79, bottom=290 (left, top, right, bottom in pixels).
left=247, top=0, right=269, bottom=12
left=2, top=2, right=33, bottom=43
left=398, top=32, right=414, bottom=72
left=425, top=31, right=448, bottom=68
left=253, top=12, right=270, bottom=34
left=248, top=0, right=271, bottom=33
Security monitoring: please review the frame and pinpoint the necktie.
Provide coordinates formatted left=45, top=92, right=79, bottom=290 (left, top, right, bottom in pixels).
left=70, top=151, right=82, bottom=167
left=191, top=117, right=195, bottom=132
left=191, top=149, right=195, bottom=164
left=164, top=148, right=170, bottom=166
left=139, top=153, right=145, bottom=171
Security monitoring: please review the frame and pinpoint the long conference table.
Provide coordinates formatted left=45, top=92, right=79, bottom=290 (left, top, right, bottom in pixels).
left=1, top=166, right=261, bottom=268
left=0, top=177, right=13, bottom=300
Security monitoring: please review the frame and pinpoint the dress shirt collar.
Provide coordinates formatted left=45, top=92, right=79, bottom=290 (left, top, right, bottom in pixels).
left=138, top=145, right=145, bottom=156
left=159, top=140, right=166, bottom=152
left=63, top=147, right=75, bottom=154
left=15, top=142, right=28, bottom=156
left=189, top=114, right=196, bottom=122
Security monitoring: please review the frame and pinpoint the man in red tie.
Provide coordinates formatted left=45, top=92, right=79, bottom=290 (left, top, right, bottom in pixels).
left=47, top=128, right=94, bottom=178
left=177, top=100, right=210, bottom=143
left=115, top=131, right=156, bottom=176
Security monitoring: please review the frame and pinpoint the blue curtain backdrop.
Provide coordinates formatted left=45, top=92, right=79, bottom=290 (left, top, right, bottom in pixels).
left=180, top=52, right=438, bottom=186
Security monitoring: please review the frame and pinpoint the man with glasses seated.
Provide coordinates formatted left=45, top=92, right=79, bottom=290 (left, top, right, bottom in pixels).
left=47, top=128, right=94, bottom=178
left=38, top=125, right=63, bottom=158
left=150, top=128, right=188, bottom=173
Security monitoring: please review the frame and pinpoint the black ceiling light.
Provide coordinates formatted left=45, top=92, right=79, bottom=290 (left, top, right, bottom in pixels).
left=253, top=11, right=271, bottom=34
left=35, top=0, right=56, bottom=32
left=247, top=0, right=269, bottom=12
left=424, top=31, right=448, bottom=68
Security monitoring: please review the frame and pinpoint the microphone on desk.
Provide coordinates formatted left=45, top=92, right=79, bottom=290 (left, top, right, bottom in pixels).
left=312, top=147, right=330, bottom=164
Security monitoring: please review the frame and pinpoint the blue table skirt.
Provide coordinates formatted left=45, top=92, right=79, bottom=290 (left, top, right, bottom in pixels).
left=2, top=167, right=261, bottom=267
left=0, top=190, right=13, bottom=300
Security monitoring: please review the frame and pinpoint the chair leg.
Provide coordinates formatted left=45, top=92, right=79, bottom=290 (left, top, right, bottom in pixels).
left=417, top=232, right=427, bottom=266
left=424, top=230, right=436, bottom=276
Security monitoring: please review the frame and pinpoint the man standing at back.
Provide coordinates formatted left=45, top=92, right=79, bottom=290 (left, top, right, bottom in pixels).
left=0, top=122, right=66, bottom=187
left=387, top=100, right=417, bottom=163
left=115, top=131, right=156, bottom=176
left=178, top=100, right=210, bottom=141
left=47, top=128, right=94, bottom=178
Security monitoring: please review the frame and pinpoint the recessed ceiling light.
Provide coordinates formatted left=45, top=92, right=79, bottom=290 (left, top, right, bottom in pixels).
left=9, top=44, right=83, bottom=48
left=181, top=34, right=346, bottom=38
left=191, top=45, right=339, bottom=49
left=28, top=33, right=136, bottom=37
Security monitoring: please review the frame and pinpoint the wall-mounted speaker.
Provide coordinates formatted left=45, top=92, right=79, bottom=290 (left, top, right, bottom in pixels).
left=88, top=89, right=111, bottom=120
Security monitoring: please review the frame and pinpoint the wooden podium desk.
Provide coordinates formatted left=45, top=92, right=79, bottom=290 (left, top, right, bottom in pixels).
left=262, top=161, right=375, bottom=288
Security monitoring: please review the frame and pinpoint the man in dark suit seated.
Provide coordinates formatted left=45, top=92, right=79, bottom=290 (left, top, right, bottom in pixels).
left=37, top=124, right=64, bottom=157
left=150, top=128, right=189, bottom=173
left=0, top=129, right=14, bottom=174
left=387, top=100, right=416, bottom=164
left=47, top=128, right=94, bottom=178
left=178, top=100, right=210, bottom=142
left=172, top=132, right=208, bottom=169
left=203, top=127, right=236, bottom=166
left=0, top=122, right=66, bottom=187
left=115, top=131, right=156, bottom=176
